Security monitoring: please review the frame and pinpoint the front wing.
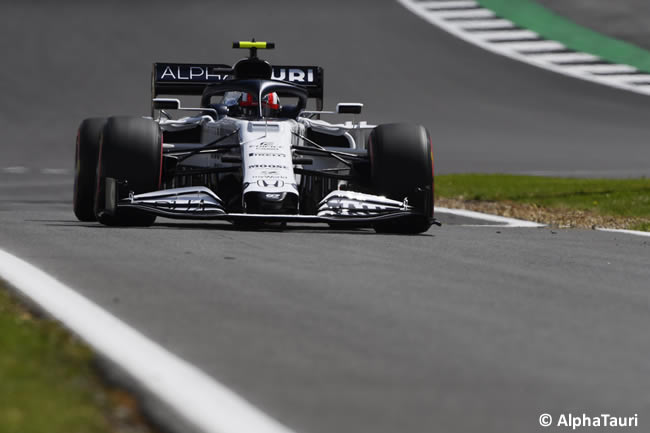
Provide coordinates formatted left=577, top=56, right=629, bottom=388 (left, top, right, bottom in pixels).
left=106, top=180, right=428, bottom=225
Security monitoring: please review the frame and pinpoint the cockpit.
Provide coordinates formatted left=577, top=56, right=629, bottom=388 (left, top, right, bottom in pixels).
left=220, top=91, right=281, bottom=118
left=201, top=79, right=308, bottom=120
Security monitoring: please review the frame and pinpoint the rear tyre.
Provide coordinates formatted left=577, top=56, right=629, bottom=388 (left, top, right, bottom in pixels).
left=94, top=116, right=162, bottom=226
left=368, top=123, right=434, bottom=234
left=73, top=118, right=106, bottom=221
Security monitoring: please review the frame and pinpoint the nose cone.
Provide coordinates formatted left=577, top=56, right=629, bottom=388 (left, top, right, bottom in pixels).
left=244, top=191, right=299, bottom=214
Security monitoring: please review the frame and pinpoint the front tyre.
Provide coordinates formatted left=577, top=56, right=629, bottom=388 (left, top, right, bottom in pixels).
left=73, top=117, right=106, bottom=221
left=94, top=116, right=162, bottom=226
left=368, top=123, right=434, bottom=234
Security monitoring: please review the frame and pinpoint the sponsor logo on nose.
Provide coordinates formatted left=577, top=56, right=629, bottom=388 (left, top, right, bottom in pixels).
left=257, top=180, right=285, bottom=188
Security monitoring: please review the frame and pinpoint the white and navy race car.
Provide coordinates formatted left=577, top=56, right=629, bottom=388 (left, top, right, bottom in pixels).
left=74, top=41, right=437, bottom=233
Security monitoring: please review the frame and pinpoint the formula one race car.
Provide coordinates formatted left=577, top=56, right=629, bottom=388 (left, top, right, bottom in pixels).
left=73, top=41, right=437, bottom=233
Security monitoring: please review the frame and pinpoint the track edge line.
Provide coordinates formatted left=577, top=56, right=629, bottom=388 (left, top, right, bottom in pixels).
left=594, top=228, right=650, bottom=238
left=0, top=248, right=297, bottom=433
left=436, top=206, right=547, bottom=227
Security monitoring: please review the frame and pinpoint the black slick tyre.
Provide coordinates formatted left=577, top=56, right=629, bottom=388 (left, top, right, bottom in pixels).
left=94, top=116, right=162, bottom=226
left=73, top=117, right=106, bottom=221
left=368, top=123, right=434, bottom=234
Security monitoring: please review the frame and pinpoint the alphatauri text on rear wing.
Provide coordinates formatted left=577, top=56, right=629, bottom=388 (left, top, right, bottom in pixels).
left=151, top=62, right=324, bottom=109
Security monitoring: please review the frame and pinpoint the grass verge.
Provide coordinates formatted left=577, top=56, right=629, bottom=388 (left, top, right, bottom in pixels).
left=436, top=174, right=650, bottom=231
left=0, top=282, right=151, bottom=433
left=476, top=0, right=650, bottom=73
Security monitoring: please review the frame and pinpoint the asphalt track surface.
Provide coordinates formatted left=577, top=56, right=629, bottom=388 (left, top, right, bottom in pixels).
left=0, top=2, right=649, bottom=433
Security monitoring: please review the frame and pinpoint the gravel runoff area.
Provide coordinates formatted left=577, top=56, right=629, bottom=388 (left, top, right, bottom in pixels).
left=437, top=198, right=650, bottom=230
left=537, top=0, right=650, bottom=51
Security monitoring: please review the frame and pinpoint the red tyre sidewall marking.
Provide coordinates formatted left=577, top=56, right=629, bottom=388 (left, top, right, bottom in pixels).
left=73, top=129, right=80, bottom=207
left=74, top=129, right=81, bottom=194
left=95, top=131, right=104, bottom=210
left=158, top=129, right=163, bottom=189
left=429, top=134, right=434, bottom=215
left=368, top=134, right=374, bottom=179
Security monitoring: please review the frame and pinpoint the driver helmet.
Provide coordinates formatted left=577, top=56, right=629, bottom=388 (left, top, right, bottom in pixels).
left=262, top=92, right=280, bottom=114
left=225, top=92, right=281, bottom=117
left=230, top=92, right=256, bottom=117
left=239, top=92, right=257, bottom=108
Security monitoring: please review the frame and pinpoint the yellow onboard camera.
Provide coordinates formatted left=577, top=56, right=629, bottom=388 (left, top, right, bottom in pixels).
left=233, top=40, right=275, bottom=58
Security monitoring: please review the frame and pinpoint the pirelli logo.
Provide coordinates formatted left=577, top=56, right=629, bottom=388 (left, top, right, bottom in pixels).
left=248, top=153, right=286, bottom=158
left=247, top=164, right=289, bottom=169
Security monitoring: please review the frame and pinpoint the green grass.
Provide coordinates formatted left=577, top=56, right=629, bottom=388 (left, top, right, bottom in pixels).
left=437, top=174, right=650, bottom=221
left=476, top=0, right=650, bottom=73
left=0, top=283, right=115, bottom=433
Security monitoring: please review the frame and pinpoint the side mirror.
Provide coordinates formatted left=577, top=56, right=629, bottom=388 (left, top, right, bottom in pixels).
left=336, top=103, right=363, bottom=114
left=209, top=104, right=229, bottom=117
left=153, top=98, right=181, bottom=110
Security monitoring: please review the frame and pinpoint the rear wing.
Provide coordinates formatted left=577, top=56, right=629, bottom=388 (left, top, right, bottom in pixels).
left=151, top=63, right=324, bottom=113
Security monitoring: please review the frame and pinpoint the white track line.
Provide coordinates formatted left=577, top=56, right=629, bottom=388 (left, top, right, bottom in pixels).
left=41, top=168, right=71, bottom=175
left=435, top=207, right=546, bottom=228
left=0, top=248, right=296, bottom=433
left=396, top=0, right=650, bottom=96
left=2, top=166, right=29, bottom=174
left=472, top=30, right=539, bottom=41
left=434, top=9, right=494, bottom=19
left=436, top=209, right=650, bottom=238
left=562, top=64, right=637, bottom=74
left=526, top=52, right=599, bottom=62
left=491, top=40, right=566, bottom=52
left=595, top=228, right=650, bottom=238
left=457, top=19, right=514, bottom=30
left=600, top=74, right=650, bottom=84
left=629, top=75, right=650, bottom=86
left=425, top=1, right=477, bottom=9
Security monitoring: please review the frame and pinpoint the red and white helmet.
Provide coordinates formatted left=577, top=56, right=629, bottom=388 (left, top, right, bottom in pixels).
left=239, top=92, right=257, bottom=108
left=262, top=92, right=280, bottom=117
left=263, top=92, right=280, bottom=110
left=236, top=92, right=280, bottom=117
